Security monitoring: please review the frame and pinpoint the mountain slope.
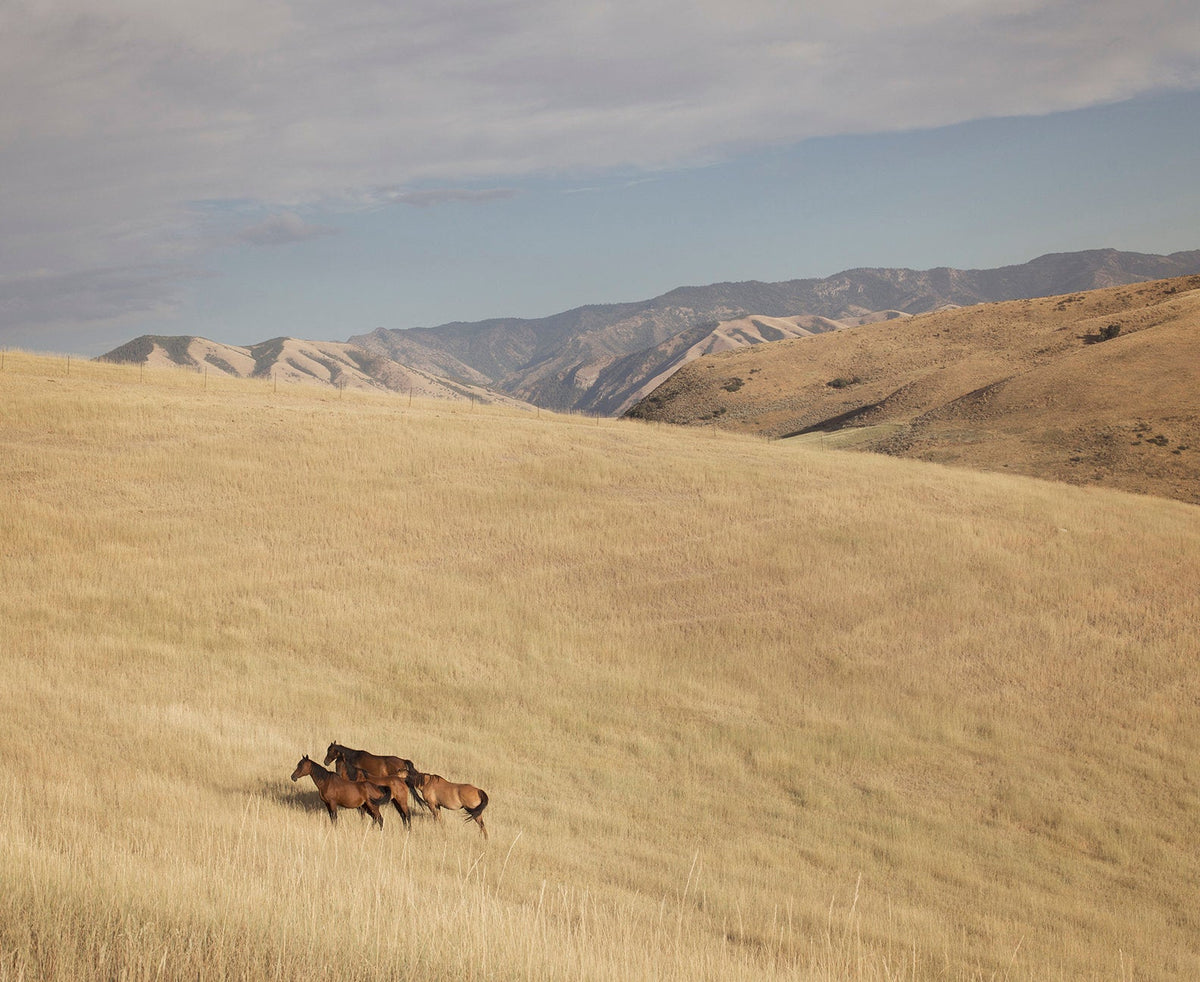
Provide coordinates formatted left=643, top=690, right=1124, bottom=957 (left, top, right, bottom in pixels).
left=626, top=275, right=1200, bottom=503
left=98, top=334, right=529, bottom=406
left=352, top=248, right=1200, bottom=413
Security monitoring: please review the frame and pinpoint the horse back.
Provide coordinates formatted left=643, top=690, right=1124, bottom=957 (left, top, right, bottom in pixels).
left=424, top=774, right=484, bottom=811
left=339, top=773, right=391, bottom=808
left=351, top=751, right=414, bottom=782
left=461, top=783, right=486, bottom=812
left=383, top=754, right=415, bottom=776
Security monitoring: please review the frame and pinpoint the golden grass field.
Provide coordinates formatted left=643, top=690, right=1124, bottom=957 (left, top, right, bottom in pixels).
left=2, top=351, right=1198, bottom=980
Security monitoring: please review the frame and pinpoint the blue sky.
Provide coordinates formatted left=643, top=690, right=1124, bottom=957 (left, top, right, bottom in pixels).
left=3, top=1, right=1199, bottom=356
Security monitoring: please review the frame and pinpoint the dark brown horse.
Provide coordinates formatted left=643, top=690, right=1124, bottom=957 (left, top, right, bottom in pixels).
left=291, top=755, right=391, bottom=827
left=324, top=742, right=417, bottom=783
left=325, top=742, right=425, bottom=810
left=410, top=771, right=489, bottom=839
left=332, top=757, right=416, bottom=829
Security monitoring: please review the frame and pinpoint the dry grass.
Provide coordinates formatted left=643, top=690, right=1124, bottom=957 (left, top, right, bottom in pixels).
left=2, top=351, right=1198, bottom=980
left=630, top=275, right=1200, bottom=504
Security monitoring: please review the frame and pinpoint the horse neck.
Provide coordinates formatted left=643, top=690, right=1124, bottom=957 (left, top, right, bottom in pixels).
left=327, top=745, right=355, bottom=768
left=306, top=760, right=333, bottom=787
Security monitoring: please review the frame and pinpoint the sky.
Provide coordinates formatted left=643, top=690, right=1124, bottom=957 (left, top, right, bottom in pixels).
left=3, top=1, right=1199, bottom=356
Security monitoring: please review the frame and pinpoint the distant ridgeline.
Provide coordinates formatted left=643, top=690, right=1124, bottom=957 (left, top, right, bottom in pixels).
left=99, top=247, right=1200, bottom=416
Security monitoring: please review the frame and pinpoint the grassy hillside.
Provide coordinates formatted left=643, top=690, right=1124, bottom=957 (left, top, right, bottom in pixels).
left=2, top=351, right=1198, bottom=980
left=627, top=275, right=1200, bottom=505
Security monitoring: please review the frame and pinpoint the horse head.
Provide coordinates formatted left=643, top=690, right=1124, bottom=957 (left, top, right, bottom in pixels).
left=323, top=743, right=344, bottom=767
left=291, top=755, right=313, bottom=782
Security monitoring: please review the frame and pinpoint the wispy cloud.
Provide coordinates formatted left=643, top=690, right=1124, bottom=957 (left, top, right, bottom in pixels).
left=387, top=188, right=520, bottom=208
left=236, top=212, right=337, bottom=246
left=563, top=177, right=660, bottom=195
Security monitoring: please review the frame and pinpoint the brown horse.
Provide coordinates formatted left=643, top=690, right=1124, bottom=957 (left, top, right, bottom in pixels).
left=324, top=742, right=418, bottom=783
left=291, top=755, right=391, bottom=827
left=325, top=742, right=425, bottom=807
left=410, top=771, right=489, bottom=839
left=332, top=757, right=416, bottom=829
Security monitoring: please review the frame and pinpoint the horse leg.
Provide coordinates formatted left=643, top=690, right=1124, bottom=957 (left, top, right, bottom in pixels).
left=326, top=801, right=338, bottom=824
left=393, top=792, right=411, bottom=829
left=365, top=801, right=384, bottom=829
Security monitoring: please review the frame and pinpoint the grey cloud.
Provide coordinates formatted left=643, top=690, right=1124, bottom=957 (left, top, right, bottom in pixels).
left=0, top=266, right=194, bottom=322
left=0, top=264, right=202, bottom=354
left=8, top=2, right=1196, bottom=203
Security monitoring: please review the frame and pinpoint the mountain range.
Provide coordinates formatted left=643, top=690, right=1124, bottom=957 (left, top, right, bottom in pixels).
left=99, top=248, right=1200, bottom=415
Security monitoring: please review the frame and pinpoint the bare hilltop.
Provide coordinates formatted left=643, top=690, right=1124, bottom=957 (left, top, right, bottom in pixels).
left=628, top=275, right=1200, bottom=505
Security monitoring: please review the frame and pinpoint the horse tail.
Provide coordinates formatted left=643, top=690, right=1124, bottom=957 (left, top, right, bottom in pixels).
left=371, top=783, right=392, bottom=808
left=465, top=788, right=489, bottom=821
left=406, top=771, right=428, bottom=810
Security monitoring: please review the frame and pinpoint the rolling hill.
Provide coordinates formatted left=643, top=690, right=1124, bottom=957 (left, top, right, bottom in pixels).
left=627, top=275, right=1200, bottom=504
left=3, top=350, right=1199, bottom=980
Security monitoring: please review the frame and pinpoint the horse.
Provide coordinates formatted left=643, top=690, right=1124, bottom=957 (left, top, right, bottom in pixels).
left=325, top=742, right=425, bottom=807
left=290, top=755, right=392, bottom=828
left=410, top=771, right=489, bottom=839
left=332, top=757, right=415, bottom=829
left=324, top=742, right=418, bottom=783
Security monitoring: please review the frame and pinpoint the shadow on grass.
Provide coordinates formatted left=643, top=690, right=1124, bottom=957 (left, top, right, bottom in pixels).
left=255, top=777, right=324, bottom=815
